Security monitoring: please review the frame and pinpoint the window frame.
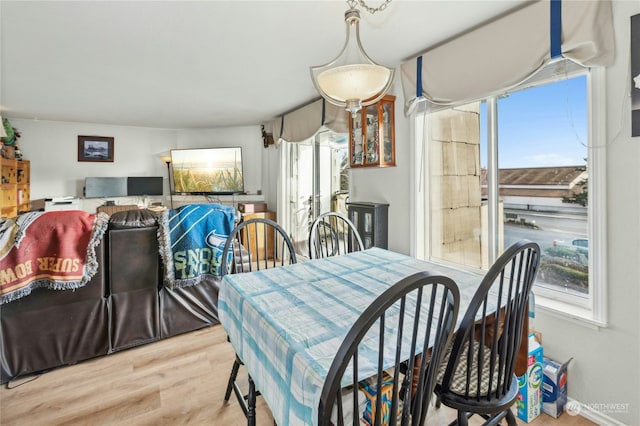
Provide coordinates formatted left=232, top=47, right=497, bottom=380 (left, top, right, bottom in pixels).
left=411, top=64, right=607, bottom=327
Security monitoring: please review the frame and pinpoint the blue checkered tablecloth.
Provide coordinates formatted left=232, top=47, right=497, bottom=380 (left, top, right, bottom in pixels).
left=218, top=247, right=485, bottom=426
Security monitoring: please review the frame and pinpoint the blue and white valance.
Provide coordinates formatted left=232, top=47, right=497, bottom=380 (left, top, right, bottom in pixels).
left=400, top=0, right=615, bottom=115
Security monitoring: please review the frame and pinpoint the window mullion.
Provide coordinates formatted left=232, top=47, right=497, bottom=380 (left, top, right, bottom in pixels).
left=486, top=96, right=500, bottom=265
left=588, top=67, right=607, bottom=324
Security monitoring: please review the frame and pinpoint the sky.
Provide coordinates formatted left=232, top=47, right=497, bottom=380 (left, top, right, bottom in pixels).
left=480, top=75, right=588, bottom=169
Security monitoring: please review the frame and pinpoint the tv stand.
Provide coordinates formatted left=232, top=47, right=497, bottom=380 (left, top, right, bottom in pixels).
left=65, top=194, right=264, bottom=215
left=171, top=194, right=265, bottom=212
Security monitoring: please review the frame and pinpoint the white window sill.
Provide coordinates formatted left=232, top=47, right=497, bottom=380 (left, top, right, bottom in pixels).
left=535, top=294, right=607, bottom=330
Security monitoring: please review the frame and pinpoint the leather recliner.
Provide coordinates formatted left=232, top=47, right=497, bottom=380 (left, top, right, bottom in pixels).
left=0, top=240, right=109, bottom=383
left=1, top=207, right=225, bottom=384
left=107, top=209, right=161, bottom=352
left=108, top=209, right=221, bottom=343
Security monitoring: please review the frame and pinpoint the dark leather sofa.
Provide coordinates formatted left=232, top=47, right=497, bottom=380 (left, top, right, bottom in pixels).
left=0, top=209, right=221, bottom=384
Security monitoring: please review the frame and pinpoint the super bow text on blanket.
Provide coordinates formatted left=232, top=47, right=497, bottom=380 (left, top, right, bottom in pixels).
left=158, top=204, right=235, bottom=288
left=0, top=211, right=109, bottom=305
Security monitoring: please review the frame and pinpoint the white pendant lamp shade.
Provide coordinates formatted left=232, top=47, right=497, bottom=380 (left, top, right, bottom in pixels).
left=316, top=64, right=391, bottom=102
left=311, top=7, right=394, bottom=117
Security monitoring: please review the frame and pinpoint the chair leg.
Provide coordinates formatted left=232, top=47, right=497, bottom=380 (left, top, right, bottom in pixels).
left=505, top=408, right=517, bottom=426
left=478, top=410, right=513, bottom=426
left=247, top=375, right=256, bottom=426
left=224, top=355, right=241, bottom=402
left=457, top=410, right=469, bottom=426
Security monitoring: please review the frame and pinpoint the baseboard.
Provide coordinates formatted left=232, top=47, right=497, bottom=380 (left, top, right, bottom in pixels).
left=567, top=398, right=629, bottom=426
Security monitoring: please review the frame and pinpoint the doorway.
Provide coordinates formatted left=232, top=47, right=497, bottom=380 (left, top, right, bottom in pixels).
left=283, top=130, right=349, bottom=257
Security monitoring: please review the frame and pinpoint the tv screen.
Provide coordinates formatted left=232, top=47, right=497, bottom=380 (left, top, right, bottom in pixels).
left=85, top=177, right=128, bottom=198
left=170, top=147, right=244, bottom=195
left=127, top=177, right=163, bottom=196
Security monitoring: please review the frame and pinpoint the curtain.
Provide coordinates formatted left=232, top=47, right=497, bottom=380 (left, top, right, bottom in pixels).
left=400, top=0, right=615, bottom=115
left=271, top=98, right=349, bottom=143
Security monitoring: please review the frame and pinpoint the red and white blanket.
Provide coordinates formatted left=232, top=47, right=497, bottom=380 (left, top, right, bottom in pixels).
left=0, top=211, right=109, bottom=305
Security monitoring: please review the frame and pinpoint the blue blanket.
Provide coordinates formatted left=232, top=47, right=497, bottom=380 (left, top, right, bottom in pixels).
left=159, top=204, right=235, bottom=288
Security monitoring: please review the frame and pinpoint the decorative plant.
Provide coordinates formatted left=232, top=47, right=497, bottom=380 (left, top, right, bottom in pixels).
left=2, top=118, right=21, bottom=146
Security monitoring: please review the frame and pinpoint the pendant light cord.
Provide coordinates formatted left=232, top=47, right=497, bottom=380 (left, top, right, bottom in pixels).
left=348, top=0, right=392, bottom=15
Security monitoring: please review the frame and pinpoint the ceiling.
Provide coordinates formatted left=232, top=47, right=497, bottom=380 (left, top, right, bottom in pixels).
left=1, top=1, right=528, bottom=130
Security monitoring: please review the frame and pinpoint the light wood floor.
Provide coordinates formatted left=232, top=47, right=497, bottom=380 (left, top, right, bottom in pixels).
left=0, top=324, right=595, bottom=426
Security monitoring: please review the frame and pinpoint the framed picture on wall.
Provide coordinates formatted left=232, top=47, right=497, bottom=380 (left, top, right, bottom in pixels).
left=78, top=135, right=114, bottom=162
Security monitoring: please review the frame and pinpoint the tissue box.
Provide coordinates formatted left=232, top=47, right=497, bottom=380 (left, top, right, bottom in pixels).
left=516, top=334, right=544, bottom=423
left=542, top=357, right=572, bottom=418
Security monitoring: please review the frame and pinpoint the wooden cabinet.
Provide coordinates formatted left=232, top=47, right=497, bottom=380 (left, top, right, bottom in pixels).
left=349, top=95, right=395, bottom=168
left=17, top=160, right=30, bottom=214
left=241, top=211, right=277, bottom=260
left=1, top=159, right=30, bottom=219
left=1, top=158, right=18, bottom=218
left=347, top=202, right=389, bottom=249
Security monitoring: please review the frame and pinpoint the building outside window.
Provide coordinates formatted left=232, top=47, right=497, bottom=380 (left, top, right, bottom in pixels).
left=415, top=65, right=606, bottom=324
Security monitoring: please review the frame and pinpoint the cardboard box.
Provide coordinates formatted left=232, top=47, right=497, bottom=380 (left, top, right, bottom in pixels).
left=359, top=372, right=396, bottom=425
left=238, top=202, right=267, bottom=213
left=516, top=334, right=544, bottom=423
left=542, top=357, right=572, bottom=418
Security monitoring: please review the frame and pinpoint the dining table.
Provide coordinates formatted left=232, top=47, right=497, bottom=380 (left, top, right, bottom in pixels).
left=218, top=247, right=525, bottom=426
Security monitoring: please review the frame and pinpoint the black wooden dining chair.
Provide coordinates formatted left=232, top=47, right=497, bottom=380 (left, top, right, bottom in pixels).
left=434, top=240, right=541, bottom=426
left=318, top=271, right=460, bottom=426
left=220, top=218, right=297, bottom=425
left=221, top=217, right=297, bottom=275
left=309, top=211, right=364, bottom=259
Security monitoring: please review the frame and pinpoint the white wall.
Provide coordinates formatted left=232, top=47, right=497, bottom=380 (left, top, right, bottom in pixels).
left=349, top=72, right=412, bottom=254
left=261, top=144, right=280, bottom=214
left=11, top=119, right=175, bottom=201
left=10, top=119, right=266, bottom=208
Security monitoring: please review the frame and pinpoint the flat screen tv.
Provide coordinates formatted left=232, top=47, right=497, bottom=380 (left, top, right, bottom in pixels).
left=170, top=147, right=244, bottom=195
left=127, top=177, right=163, bottom=196
left=85, top=177, right=128, bottom=198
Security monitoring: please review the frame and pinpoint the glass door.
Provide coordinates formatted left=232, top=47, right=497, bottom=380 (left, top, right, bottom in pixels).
left=284, top=130, right=349, bottom=258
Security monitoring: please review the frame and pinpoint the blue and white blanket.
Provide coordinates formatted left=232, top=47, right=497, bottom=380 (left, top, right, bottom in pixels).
left=159, top=204, right=235, bottom=288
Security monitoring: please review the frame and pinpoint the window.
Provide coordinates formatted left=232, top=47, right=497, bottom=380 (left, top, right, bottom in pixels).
left=415, top=64, right=606, bottom=326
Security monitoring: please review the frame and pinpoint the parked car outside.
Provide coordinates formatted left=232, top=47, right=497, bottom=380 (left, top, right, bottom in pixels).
left=572, top=238, right=589, bottom=249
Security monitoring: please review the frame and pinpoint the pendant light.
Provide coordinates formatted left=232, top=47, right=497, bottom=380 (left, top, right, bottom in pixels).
left=310, top=0, right=394, bottom=117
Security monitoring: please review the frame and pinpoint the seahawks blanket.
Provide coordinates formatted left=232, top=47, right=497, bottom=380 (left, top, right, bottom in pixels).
left=0, top=211, right=109, bottom=305
left=158, top=204, right=236, bottom=289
